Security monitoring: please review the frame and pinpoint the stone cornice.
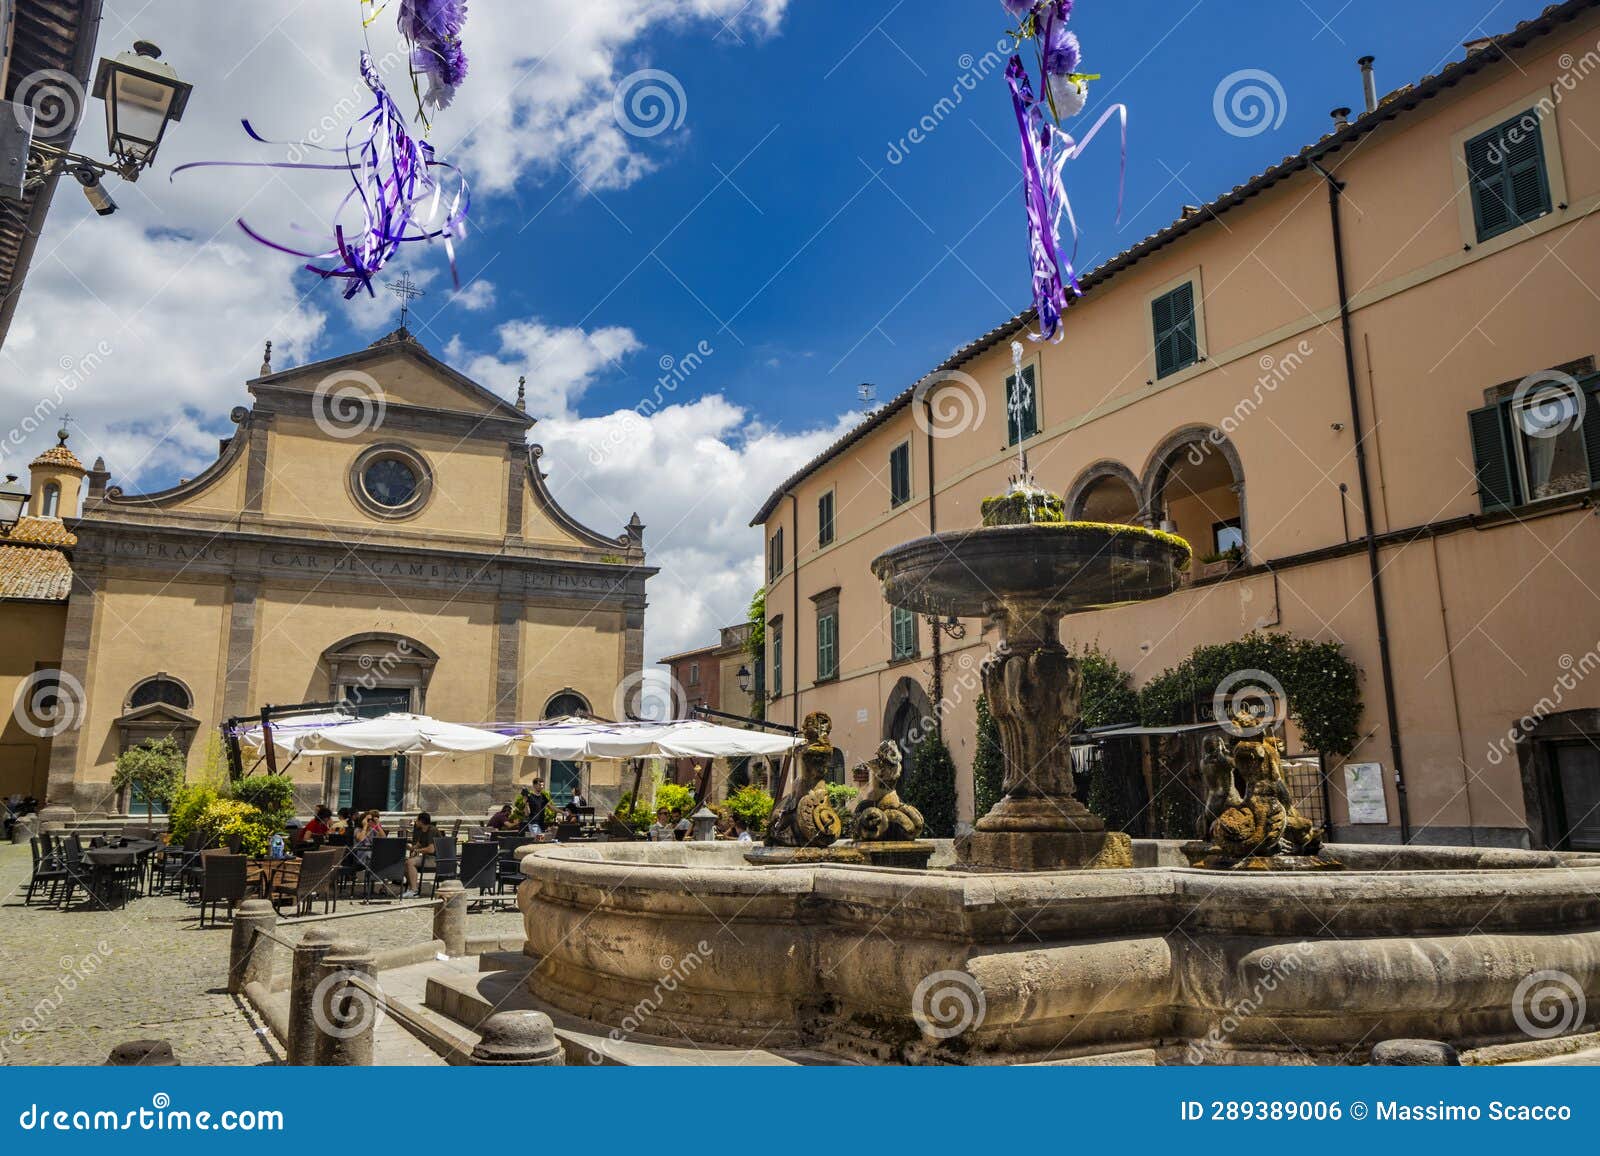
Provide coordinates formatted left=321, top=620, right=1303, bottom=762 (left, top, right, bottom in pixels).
left=251, top=381, right=532, bottom=442
left=69, top=519, right=655, bottom=608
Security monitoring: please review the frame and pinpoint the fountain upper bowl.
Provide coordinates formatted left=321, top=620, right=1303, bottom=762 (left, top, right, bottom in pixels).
left=870, top=522, right=1191, bottom=618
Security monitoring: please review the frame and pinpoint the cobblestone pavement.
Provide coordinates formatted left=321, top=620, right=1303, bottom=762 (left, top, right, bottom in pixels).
left=0, top=844, right=525, bottom=1066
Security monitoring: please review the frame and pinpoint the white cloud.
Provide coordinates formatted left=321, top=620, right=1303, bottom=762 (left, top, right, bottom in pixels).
left=451, top=319, right=644, bottom=418
left=538, top=394, right=858, bottom=662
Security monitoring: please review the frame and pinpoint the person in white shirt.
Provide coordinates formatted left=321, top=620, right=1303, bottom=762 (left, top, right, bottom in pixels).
left=648, top=807, right=675, bottom=842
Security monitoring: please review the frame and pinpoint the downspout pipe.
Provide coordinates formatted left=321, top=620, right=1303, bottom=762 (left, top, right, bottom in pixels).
left=786, top=491, right=801, bottom=729
left=1310, top=158, right=1412, bottom=843
left=923, top=401, right=942, bottom=734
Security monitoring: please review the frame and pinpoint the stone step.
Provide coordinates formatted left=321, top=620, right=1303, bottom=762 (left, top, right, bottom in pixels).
left=477, top=949, right=536, bottom=974
left=421, top=964, right=806, bottom=1066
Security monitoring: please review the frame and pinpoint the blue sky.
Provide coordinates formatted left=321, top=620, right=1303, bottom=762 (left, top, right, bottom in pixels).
left=342, top=0, right=1519, bottom=428
left=1, top=0, right=1550, bottom=660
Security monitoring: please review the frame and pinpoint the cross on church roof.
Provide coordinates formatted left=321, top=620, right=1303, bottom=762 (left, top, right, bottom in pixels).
left=385, top=274, right=426, bottom=332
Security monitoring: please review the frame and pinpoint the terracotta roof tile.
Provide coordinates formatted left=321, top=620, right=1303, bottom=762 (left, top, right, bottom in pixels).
left=0, top=543, right=72, bottom=601
left=29, top=443, right=84, bottom=471
left=7, top=516, right=76, bottom=547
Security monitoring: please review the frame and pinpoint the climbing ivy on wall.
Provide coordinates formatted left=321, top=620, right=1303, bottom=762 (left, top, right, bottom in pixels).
left=1136, top=632, right=1363, bottom=755
left=972, top=695, right=1004, bottom=820
left=1078, top=644, right=1140, bottom=728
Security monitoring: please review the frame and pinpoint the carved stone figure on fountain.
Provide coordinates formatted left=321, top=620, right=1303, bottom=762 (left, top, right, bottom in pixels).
left=1184, top=717, right=1341, bottom=870
left=766, top=711, right=843, bottom=849
left=854, top=741, right=924, bottom=841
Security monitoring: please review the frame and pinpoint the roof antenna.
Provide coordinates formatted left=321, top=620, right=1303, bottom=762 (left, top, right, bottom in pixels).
left=858, top=382, right=876, bottom=410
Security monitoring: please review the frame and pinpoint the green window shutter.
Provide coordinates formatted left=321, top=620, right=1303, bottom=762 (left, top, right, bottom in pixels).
left=1466, top=112, right=1551, bottom=241
left=1152, top=283, right=1197, bottom=379
left=1467, top=402, right=1520, bottom=511
left=818, top=493, right=834, bottom=546
left=1583, top=383, right=1600, bottom=490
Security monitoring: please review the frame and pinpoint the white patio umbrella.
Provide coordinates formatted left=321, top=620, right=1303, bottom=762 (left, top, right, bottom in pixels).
left=515, top=716, right=801, bottom=761
left=236, top=712, right=517, bottom=758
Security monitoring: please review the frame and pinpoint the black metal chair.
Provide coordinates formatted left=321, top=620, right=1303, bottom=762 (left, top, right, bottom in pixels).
left=495, top=839, right=528, bottom=903
left=154, top=832, right=201, bottom=895
left=25, top=836, right=66, bottom=905
left=423, top=837, right=459, bottom=896
left=57, top=834, right=109, bottom=910
left=198, top=853, right=248, bottom=927
left=361, top=836, right=408, bottom=900
left=459, top=841, right=498, bottom=907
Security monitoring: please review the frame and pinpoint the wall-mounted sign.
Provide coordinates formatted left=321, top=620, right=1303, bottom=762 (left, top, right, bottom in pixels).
left=855, top=708, right=869, bottom=724
left=1343, top=762, right=1388, bottom=824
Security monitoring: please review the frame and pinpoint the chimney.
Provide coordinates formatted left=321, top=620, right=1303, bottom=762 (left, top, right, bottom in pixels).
left=1358, top=56, right=1377, bottom=113
left=1330, top=107, right=1351, bottom=131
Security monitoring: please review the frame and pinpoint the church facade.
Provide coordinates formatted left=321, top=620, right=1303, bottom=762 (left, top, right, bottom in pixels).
left=2, top=329, right=654, bottom=820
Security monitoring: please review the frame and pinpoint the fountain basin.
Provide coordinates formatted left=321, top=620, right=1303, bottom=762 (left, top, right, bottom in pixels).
left=517, top=841, right=1600, bottom=1065
left=870, top=522, right=1190, bottom=622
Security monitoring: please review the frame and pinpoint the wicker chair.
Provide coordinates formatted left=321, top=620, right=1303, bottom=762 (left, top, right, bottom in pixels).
left=198, top=853, right=248, bottom=927
left=361, top=836, right=409, bottom=900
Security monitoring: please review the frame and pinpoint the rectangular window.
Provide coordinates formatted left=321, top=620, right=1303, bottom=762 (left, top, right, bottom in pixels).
left=688, top=662, right=700, bottom=686
left=1468, top=376, right=1599, bottom=511
left=1465, top=111, right=1552, bottom=242
left=889, top=442, right=911, bottom=507
left=1151, top=282, right=1199, bottom=379
left=891, top=606, right=918, bottom=661
left=816, top=612, right=838, bottom=682
left=770, top=619, right=783, bottom=697
left=817, top=491, right=835, bottom=547
left=1212, top=519, right=1243, bottom=555
left=1006, top=363, right=1039, bottom=445
left=768, top=528, right=784, bottom=581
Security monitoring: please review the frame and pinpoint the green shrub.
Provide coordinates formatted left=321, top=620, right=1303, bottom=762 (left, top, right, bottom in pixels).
left=195, top=798, right=276, bottom=856
left=167, top=781, right=219, bottom=843
left=826, top=782, right=858, bottom=838
left=973, top=695, right=1005, bottom=821
left=723, top=785, right=775, bottom=835
left=653, top=782, right=697, bottom=816
left=111, top=737, right=186, bottom=821
left=1079, top=644, right=1139, bottom=727
left=902, top=733, right=958, bottom=837
left=228, top=773, right=295, bottom=826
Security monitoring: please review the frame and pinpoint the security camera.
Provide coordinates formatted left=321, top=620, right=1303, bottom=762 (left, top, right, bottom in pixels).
left=73, top=166, right=116, bottom=216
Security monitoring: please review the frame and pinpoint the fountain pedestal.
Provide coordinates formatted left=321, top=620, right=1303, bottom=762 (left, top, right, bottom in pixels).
left=872, top=521, right=1190, bottom=872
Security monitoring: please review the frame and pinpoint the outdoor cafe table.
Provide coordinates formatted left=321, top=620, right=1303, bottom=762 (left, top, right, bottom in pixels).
left=248, top=857, right=294, bottom=898
left=79, top=839, right=159, bottom=907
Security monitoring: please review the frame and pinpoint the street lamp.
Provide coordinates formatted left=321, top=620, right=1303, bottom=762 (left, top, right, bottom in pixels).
left=736, top=664, right=751, bottom=694
left=4, top=41, right=192, bottom=212
left=0, top=475, right=29, bottom=532
left=92, top=42, right=193, bottom=178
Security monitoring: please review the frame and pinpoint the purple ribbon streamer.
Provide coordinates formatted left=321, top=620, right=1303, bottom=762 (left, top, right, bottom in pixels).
left=1006, top=54, right=1126, bottom=343
left=173, top=52, right=470, bottom=298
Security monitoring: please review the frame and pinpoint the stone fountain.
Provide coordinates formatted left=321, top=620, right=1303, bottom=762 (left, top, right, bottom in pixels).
left=870, top=477, right=1190, bottom=871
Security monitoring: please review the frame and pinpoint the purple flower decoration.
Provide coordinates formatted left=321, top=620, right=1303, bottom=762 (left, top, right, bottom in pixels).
left=1038, top=5, right=1080, bottom=76
left=400, top=0, right=470, bottom=111
left=1001, top=0, right=1038, bottom=19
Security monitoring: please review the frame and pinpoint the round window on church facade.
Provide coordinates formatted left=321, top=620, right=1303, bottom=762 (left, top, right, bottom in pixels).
left=348, top=444, right=433, bottom=519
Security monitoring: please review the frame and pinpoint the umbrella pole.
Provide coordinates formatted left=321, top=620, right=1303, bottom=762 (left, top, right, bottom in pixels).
left=629, top=758, right=646, bottom=809
left=261, top=707, right=279, bottom=775
left=693, top=758, right=716, bottom=808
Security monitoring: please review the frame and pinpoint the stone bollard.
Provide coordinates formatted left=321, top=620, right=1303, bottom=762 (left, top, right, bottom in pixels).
left=286, top=928, right=339, bottom=1066
left=469, top=1011, right=565, bottom=1066
left=105, top=1039, right=179, bottom=1066
left=1370, top=1039, right=1461, bottom=1066
left=11, top=814, right=38, bottom=844
left=433, top=879, right=468, bottom=956
left=313, top=944, right=379, bottom=1066
left=227, top=899, right=278, bottom=996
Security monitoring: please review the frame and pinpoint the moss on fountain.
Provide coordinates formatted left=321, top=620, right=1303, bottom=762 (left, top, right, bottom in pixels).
left=978, top=485, right=1193, bottom=568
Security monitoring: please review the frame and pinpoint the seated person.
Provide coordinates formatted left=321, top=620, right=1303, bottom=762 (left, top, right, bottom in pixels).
left=402, top=812, right=438, bottom=897
left=331, top=807, right=353, bottom=835
left=734, top=816, right=754, bottom=844
left=300, top=805, right=333, bottom=842
left=673, top=809, right=692, bottom=841
left=487, top=803, right=513, bottom=830
left=648, top=807, right=675, bottom=842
